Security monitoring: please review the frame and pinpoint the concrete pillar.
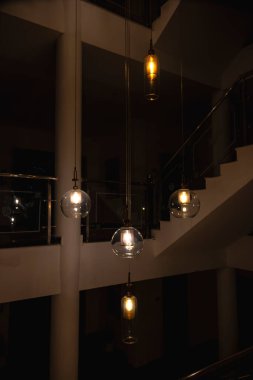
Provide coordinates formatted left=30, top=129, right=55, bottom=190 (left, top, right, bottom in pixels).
left=217, top=268, right=238, bottom=359
left=50, top=1, right=82, bottom=379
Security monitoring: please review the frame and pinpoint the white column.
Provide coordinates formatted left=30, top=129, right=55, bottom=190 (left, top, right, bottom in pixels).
left=50, top=1, right=82, bottom=380
left=217, top=268, right=238, bottom=359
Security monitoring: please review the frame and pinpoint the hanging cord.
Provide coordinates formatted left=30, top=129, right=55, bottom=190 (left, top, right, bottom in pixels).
left=178, top=3, right=186, bottom=187
left=72, top=0, right=78, bottom=188
left=124, top=0, right=131, bottom=224
left=127, top=264, right=132, bottom=293
left=149, top=0, right=153, bottom=51
left=128, top=270, right=131, bottom=285
left=180, top=62, right=185, bottom=186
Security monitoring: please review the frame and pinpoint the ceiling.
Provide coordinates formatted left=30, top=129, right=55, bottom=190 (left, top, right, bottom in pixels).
left=1, top=0, right=253, bottom=133
left=156, top=0, right=253, bottom=87
left=84, top=0, right=168, bottom=26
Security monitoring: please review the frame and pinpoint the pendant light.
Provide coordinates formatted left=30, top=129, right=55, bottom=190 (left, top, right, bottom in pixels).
left=121, top=272, right=138, bottom=344
left=169, top=63, right=200, bottom=218
left=144, top=0, right=159, bottom=101
left=111, top=0, right=144, bottom=258
left=61, top=0, right=91, bottom=219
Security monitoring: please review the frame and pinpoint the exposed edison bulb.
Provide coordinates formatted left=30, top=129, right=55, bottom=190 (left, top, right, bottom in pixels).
left=120, top=229, right=134, bottom=250
left=122, top=294, right=137, bottom=320
left=126, top=298, right=134, bottom=312
left=70, top=190, right=82, bottom=204
left=145, top=54, right=158, bottom=81
left=178, top=189, right=190, bottom=204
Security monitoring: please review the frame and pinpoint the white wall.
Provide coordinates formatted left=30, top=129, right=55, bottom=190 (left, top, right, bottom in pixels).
left=0, top=0, right=64, bottom=33
left=0, top=245, right=60, bottom=303
left=0, top=238, right=224, bottom=304
left=226, top=236, right=253, bottom=271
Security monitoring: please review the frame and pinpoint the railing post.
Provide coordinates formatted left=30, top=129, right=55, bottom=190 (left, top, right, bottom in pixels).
left=83, top=180, right=90, bottom=242
left=241, top=78, right=248, bottom=145
left=85, top=212, right=90, bottom=242
left=47, top=181, right=52, bottom=245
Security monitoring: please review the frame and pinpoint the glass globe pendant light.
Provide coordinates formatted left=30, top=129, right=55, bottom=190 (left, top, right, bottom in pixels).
left=111, top=223, right=143, bottom=258
left=111, top=0, right=143, bottom=258
left=60, top=0, right=91, bottom=219
left=169, top=63, right=200, bottom=218
left=121, top=272, right=138, bottom=344
left=61, top=167, right=91, bottom=219
left=169, top=187, right=200, bottom=218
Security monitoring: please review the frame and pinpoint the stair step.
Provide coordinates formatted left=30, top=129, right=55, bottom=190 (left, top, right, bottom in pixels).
left=220, top=160, right=240, bottom=177
left=236, top=144, right=253, bottom=161
left=153, top=143, right=253, bottom=257
left=204, top=176, right=222, bottom=189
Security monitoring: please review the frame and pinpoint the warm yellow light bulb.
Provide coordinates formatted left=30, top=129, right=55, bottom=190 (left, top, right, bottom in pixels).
left=70, top=190, right=81, bottom=204
left=178, top=190, right=190, bottom=204
left=121, top=229, right=134, bottom=249
left=146, top=55, right=157, bottom=80
left=125, top=298, right=134, bottom=312
left=122, top=295, right=137, bottom=320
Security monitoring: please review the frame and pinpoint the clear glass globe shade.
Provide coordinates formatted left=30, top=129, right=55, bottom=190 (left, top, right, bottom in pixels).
left=169, top=188, right=200, bottom=218
left=61, top=188, right=91, bottom=219
left=111, top=226, right=144, bottom=258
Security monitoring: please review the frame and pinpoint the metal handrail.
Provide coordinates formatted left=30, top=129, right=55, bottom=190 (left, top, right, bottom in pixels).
left=82, top=178, right=149, bottom=187
left=0, top=172, right=57, bottom=181
left=180, top=346, right=253, bottom=379
left=161, top=86, right=233, bottom=176
left=161, top=70, right=253, bottom=178
left=0, top=172, right=57, bottom=246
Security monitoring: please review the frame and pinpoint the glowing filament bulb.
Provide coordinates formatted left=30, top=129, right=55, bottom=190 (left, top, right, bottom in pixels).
left=122, top=295, right=137, bottom=320
left=178, top=190, right=190, bottom=204
left=126, top=298, right=134, bottom=312
left=146, top=55, right=157, bottom=80
left=121, top=229, right=134, bottom=249
left=70, top=190, right=81, bottom=204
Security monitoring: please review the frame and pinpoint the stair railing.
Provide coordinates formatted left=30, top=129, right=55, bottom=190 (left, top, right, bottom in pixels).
left=0, top=172, right=57, bottom=247
left=156, top=70, right=253, bottom=223
left=180, top=345, right=253, bottom=379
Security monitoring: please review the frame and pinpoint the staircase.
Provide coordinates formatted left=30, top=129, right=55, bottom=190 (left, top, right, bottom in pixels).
left=180, top=345, right=253, bottom=380
left=153, top=144, right=253, bottom=257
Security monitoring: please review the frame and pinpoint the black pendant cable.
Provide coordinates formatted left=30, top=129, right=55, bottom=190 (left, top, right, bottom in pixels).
left=60, top=0, right=91, bottom=219
left=169, top=60, right=200, bottom=218
left=111, top=0, right=144, bottom=258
